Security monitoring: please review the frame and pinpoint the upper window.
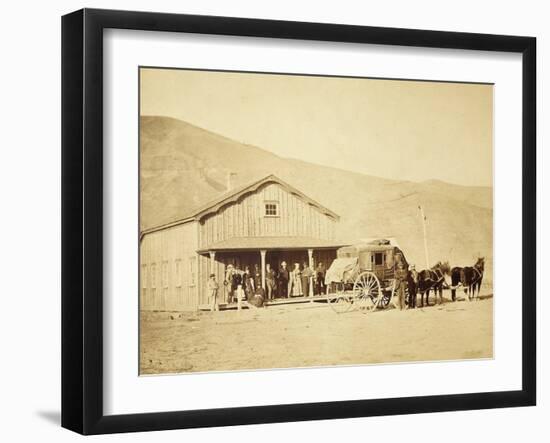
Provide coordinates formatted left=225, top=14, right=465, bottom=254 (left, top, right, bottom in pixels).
left=264, top=202, right=279, bottom=217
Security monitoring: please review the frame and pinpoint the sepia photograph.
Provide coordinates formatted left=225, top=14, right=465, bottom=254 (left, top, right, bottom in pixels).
left=138, top=67, right=493, bottom=375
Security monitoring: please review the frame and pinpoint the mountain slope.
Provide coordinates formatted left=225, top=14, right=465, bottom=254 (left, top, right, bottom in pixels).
left=140, top=116, right=493, bottom=276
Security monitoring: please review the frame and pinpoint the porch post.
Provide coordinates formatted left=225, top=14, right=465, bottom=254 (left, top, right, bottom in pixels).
left=308, top=248, right=314, bottom=298
left=209, top=250, right=216, bottom=275
left=208, top=251, right=217, bottom=308
left=260, top=250, right=267, bottom=290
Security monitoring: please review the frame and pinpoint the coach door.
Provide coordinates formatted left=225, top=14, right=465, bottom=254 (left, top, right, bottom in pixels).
left=371, top=251, right=386, bottom=279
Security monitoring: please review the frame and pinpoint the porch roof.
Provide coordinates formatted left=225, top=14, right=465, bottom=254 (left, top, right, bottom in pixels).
left=198, top=236, right=348, bottom=253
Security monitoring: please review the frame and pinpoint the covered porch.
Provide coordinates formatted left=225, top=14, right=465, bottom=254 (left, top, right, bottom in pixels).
left=198, top=236, right=348, bottom=309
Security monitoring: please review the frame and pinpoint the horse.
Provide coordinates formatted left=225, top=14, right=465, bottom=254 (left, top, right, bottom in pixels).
left=451, top=257, right=485, bottom=301
left=417, top=261, right=451, bottom=307
left=472, top=257, right=485, bottom=298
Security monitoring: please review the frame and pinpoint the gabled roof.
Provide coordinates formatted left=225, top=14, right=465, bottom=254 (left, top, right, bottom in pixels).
left=141, top=174, right=339, bottom=236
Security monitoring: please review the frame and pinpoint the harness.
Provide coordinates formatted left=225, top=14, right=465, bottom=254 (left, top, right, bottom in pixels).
left=419, top=267, right=445, bottom=293
left=450, top=265, right=484, bottom=290
left=471, top=266, right=484, bottom=285
left=429, top=268, right=444, bottom=286
left=432, top=268, right=445, bottom=284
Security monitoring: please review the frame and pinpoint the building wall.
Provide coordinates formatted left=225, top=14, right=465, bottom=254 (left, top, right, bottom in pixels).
left=141, top=182, right=339, bottom=311
left=140, top=221, right=200, bottom=311
left=199, top=182, right=337, bottom=249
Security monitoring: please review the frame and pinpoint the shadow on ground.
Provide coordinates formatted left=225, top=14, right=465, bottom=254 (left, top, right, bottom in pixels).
left=36, top=410, right=60, bottom=426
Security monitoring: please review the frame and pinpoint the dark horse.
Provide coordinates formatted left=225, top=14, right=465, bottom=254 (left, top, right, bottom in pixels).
left=417, top=261, right=451, bottom=307
left=451, top=257, right=485, bottom=301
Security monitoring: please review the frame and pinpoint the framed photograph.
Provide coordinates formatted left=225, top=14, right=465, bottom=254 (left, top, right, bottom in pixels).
left=61, top=8, right=536, bottom=435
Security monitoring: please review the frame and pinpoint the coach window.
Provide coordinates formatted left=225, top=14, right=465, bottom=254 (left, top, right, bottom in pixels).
left=374, top=252, right=384, bottom=266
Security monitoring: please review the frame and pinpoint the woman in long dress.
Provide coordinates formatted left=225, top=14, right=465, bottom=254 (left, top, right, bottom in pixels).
left=289, top=263, right=303, bottom=297
left=242, top=266, right=255, bottom=300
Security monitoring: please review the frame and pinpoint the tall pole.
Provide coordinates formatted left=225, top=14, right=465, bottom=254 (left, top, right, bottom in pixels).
left=418, top=205, right=430, bottom=269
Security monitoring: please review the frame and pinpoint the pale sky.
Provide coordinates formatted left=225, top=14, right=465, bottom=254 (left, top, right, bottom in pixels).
left=140, top=68, right=493, bottom=187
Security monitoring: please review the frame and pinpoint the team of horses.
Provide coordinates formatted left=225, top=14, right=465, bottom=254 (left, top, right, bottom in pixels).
left=406, top=257, right=485, bottom=307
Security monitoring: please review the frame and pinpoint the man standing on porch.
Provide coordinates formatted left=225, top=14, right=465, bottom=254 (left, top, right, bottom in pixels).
left=265, top=263, right=276, bottom=301
left=301, top=261, right=313, bottom=297
left=278, top=261, right=289, bottom=298
left=315, top=262, right=327, bottom=295
left=207, top=274, right=219, bottom=312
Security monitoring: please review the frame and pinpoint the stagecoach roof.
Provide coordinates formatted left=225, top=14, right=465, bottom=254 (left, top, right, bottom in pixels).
left=338, top=237, right=402, bottom=253
left=359, top=237, right=401, bottom=248
left=197, top=236, right=348, bottom=253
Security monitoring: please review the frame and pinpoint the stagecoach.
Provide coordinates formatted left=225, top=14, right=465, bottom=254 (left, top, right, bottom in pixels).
left=325, top=238, right=409, bottom=313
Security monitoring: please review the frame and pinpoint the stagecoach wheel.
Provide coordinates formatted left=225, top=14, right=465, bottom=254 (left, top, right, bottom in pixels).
left=379, top=280, right=396, bottom=308
left=353, top=271, right=382, bottom=312
left=326, top=282, right=354, bottom=314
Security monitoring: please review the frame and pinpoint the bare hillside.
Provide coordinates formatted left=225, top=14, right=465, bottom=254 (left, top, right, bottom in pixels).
left=140, top=116, right=493, bottom=276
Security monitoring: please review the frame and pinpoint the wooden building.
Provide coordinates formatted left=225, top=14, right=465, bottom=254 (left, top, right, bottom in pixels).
left=140, top=175, right=345, bottom=311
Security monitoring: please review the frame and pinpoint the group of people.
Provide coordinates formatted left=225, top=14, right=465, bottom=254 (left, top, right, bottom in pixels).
left=264, top=261, right=327, bottom=300
left=207, top=261, right=328, bottom=311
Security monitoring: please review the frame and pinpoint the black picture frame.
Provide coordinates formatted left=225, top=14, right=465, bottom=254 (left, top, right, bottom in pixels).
left=61, top=8, right=536, bottom=435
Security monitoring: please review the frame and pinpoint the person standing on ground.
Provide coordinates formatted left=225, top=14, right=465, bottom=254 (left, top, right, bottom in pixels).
left=408, top=264, right=418, bottom=309
left=395, top=253, right=408, bottom=310
left=208, top=273, right=219, bottom=312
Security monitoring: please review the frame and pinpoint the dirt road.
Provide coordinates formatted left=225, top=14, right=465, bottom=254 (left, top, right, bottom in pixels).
left=140, top=295, right=493, bottom=375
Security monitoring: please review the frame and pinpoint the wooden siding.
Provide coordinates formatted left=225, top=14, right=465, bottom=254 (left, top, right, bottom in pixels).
left=199, top=182, right=336, bottom=249
left=140, top=221, right=200, bottom=311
